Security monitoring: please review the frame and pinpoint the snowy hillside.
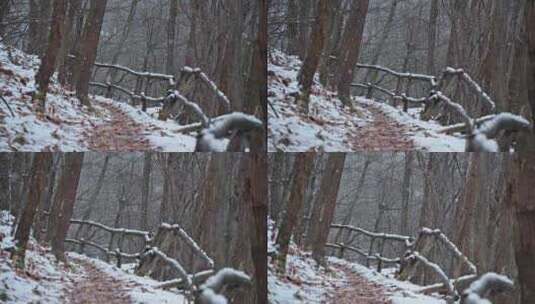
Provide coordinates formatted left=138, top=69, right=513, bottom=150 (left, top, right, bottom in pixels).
left=0, top=211, right=184, bottom=303
left=0, top=43, right=199, bottom=151
left=267, top=50, right=466, bottom=152
left=268, top=219, right=446, bottom=304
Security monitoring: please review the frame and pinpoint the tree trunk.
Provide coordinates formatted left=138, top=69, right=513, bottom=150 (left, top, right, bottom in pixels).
left=335, top=0, right=370, bottom=106
left=166, top=0, right=177, bottom=75
left=50, top=153, right=84, bottom=263
left=0, top=153, right=10, bottom=211
left=453, top=153, right=481, bottom=278
left=75, top=0, right=108, bottom=107
left=244, top=0, right=267, bottom=152
left=400, top=152, right=413, bottom=237
left=513, top=151, right=535, bottom=303
left=245, top=153, right=268, bottom=304
left=11, top=153, right=53, bottom=268
left=525, top=0, right=535, bottom=148
left=297, top=0, right=330, bottom=111
left=33, top=0, right=67, bottom=108
left=275, top=153, right=314, bottom=271
left=286, top=0, right=299, bottom=56
left=141, top=153, right=152, bottom=231
left=58, top=0, right=82, bottom=86
left=311, top=153, right=346, bottom=265
left=427, top=0, right=438, bottom=76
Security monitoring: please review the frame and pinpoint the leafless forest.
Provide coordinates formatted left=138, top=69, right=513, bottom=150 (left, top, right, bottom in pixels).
left=269, top=152, right=535, bottom=303
left=268, top=0, right=535, bottom=152
left=0, top=153, right=267, bottom=303
left=0, top=0, right=266, bottom=151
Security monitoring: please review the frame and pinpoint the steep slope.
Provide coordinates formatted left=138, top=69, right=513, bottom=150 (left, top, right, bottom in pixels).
left=267, top=50, right=466, bottom=152
left=0, top=44, right=196, bottom=151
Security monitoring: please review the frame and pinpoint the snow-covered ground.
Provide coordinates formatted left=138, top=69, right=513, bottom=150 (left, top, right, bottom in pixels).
left=0, top=211, right=185, bottom=303
left=0, top=43, right=199, bottom=151
left=268, top=219, right=446, bottom=304
left=268, top=49, right=467, bottom=152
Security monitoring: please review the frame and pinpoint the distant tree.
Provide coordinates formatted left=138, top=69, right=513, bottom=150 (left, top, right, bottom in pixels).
left=525, top=0, right=535, bottom=147
left=0, top=153, right=10, bottom=211
left=33, top=0, right=67, bottom=109
left=286, top=0, right=298, bottom=56
left=297, top=0, right=330, bottom=112
left=11, top=153, right=53, bottom=268
left=140, top=153, right=152, bottom=231
left=166, top=0, right=177, bottom=75
left=75, top=0, right=107, bottom=108
left=311, top=153, right=345, bottom=264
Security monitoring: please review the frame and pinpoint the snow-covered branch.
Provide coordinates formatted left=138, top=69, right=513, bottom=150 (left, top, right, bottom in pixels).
left=462, top=273, right=514, bottom=304
left=147, top=247, right=192, bottom=289
left=409, top=252, right=458, bottom=299
left=70, top=219, right=149, bottom=238
left=195, top=112, right=263, bottom=152
left=355, top=63, right=436, bottom=83
left=165, top=90, right=210, bottom=127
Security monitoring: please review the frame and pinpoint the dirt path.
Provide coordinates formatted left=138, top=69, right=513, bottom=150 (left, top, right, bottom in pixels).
left=348, top=101, right=415, bottom=151
left=326, top=263, right=391, bottom=304
left=85, top=100, right=153, bottom=151
left=67, top=258, right=136, bottom=304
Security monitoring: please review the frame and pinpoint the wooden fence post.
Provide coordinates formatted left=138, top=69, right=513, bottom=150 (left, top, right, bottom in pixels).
left=402, top=95, right=408, bottom=113
left=338, top=243, right=345, bottom=259
left=141, top=92, right=147, bottom=112
left=366, top=82, right=374, bottom=99
left=80, top=238, right=86, bottom=255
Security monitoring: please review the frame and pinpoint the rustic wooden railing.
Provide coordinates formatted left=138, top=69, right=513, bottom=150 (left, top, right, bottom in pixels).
left=327, top=224, right=511, bottom=302
left=59, top=218, right=249, bottom=303
left=348, top=64, right=532, bottom=151
left=68, top=55, right=263, bottom=151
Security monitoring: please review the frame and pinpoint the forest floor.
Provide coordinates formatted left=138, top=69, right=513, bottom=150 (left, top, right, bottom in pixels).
left=268, top=220, right=446, bottom=304
left=0, top=211, right=184, bottom=303
left=0, top=43, right=198, bottom=151
left=268, top=50, right=466, bottom=152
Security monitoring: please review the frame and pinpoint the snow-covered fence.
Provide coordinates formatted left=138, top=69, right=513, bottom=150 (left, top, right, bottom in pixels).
left=328, top=224, right=411, bottom=272
left=327, top=224, right=514, bottom=302
left=70, top=54, right=264, bottom=151
left=349, top=64, right=532, bottom=151
left=63, top=218, right=250, bottom=302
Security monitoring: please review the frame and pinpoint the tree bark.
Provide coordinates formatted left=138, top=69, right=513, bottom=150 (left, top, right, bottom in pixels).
left=286, top=0, right=299, bottom=56
left=141, top=153, right=152, bottom=231
left=245, top=153, right=268, bottom=304
left=275, top=153, right=314, bottom=271
left=166, top=0, right=177, bottom=75
left=11, top=153, right=53, bottom=268
left=400, top=152, right=413, bottom=237
left=33, top=0, right=67, bottom=108
left=75, top=0, right=108, bottom=107
left=513, top=151, right=535, bottom=303
left=311, top=153, right=346, bottom=265
left=524, top=0, right=535, bottom=149
left=427, top=0, right=438, bottom=76
left=50, top=153, right=84, bottom=263
left=297, top=0, right=330, bottom=111
left=335, top=0, right=370, bottom=106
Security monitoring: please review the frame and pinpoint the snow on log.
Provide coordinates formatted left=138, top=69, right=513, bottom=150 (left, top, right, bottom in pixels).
left=476, top=112, right=531, bottom=139
left=159, top=223, right=214, bottom=268
left=325, top=243, right=400, bottom=264
left=181, top=67, right=231, bottom=112
left=155, top=269, right=215, bottom=290
left=149, top=247, right=192, bottom=289
left=70, top=219, right=149, bottom=238
left=462, top=273, right=514, bottom=304
left=418, top=228, right=477, bottom=274
left=195, top=112, right=263, bottom=152
left=196, top=268, right=251, bottom=304
left=166, top=90, right=209, bottom=127
left=355, top=63, right=435, bottom=82
left=438, top=115, right=496, bottom=134
left=410, top=252, right=457, bottom=298
left=419, top=274, right=478, bottom=295
left=330, top=224, right=411, bottom=242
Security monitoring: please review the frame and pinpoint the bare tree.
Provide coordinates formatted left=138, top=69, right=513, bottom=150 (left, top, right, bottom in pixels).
left=33, top=0, right=67, bottom=109
left=311, top=153, right=346, bottom=264
left=11, top=153, right=53, bottom=268
left=75, top=0, right=108, bottom=107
